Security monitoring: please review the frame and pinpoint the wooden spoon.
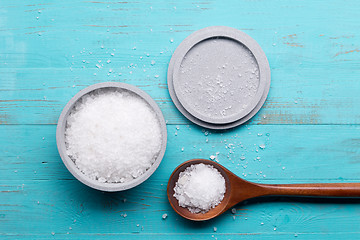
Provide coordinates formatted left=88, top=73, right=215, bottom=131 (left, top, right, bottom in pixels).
left=167, top=159, right=360, bottom=221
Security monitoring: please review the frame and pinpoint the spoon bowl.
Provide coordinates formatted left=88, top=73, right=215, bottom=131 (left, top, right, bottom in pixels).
left=168, top=159, right=360, bottom=221
left=167, top=159, right=231, bottom=221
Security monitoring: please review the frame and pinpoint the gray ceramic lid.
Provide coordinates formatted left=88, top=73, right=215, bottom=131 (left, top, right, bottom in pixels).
left=168, top=26, right=271, bottom=129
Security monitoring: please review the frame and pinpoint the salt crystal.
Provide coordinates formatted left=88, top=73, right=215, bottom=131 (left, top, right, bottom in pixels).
left=162, top=213, right=167, bottom=219
left=173, top=163, right=226, bottom=213
left=259, top=144, right=266, bottom=149
left=231, top=208, right=236, bottom=214
left=65, top=89, right=162, bottom=183
left=213, top=227, right=217, bottom=232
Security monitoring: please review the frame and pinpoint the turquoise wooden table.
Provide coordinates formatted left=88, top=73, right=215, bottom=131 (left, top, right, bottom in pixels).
left=1, top=0, right=360, bottom=239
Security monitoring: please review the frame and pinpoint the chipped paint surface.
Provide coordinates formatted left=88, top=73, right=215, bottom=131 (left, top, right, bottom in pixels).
left=335, top=48, right=360, bottom=57
left=1, top=0, right=360, bottom=239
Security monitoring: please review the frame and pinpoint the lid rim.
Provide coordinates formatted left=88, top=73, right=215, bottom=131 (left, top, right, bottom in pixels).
left=167, top=26, right=271, bottom=129
left=172, top=26, right=268, bottom=125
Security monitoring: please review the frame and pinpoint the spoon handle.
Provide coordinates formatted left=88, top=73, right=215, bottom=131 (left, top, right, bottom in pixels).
left=261, top=183, right=360, bottom=197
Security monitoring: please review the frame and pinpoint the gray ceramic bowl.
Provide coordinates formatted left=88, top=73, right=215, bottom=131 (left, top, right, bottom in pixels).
left=56, top=82, right=167, bottom=192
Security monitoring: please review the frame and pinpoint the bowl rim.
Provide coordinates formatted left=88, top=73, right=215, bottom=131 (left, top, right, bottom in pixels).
left=56, top=82, right=167, bottom=192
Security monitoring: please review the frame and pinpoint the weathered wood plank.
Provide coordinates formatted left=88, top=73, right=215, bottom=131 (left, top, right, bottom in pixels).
left=0, top=65, right=359, bottom=125
left=0, top=0, right=360, bottom=125
left=1, top=124, right=360, bottom=182
left=2, top=233, right=360, bottom=240
left=1, top=124, right=360, bottom=236
left=2, top=180, right=360, bottom=236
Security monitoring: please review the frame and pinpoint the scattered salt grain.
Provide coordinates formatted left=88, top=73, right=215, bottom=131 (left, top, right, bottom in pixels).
left=162, top=213, right=167, bottom=219
left=65, top=89, right=162, bottom=183
left=173, top=163, right=226, bottom=213
left=213, top=227, right=217, bottom=232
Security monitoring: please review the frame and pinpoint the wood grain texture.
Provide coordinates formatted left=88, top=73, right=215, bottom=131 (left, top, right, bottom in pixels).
left=0, top=0, right=360, bottom=125
left=1, top=125, right=360, bottom=238
left=1, top=0, right=360, bottom=239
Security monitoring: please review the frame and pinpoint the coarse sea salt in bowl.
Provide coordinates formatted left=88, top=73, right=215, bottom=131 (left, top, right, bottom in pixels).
left=56, top=82, right=167, bottom=192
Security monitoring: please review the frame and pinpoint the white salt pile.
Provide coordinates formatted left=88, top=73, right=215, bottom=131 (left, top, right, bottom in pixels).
left=173, top=163, right=226, bottom=213
left=65, top=89, right=162, bottom=183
